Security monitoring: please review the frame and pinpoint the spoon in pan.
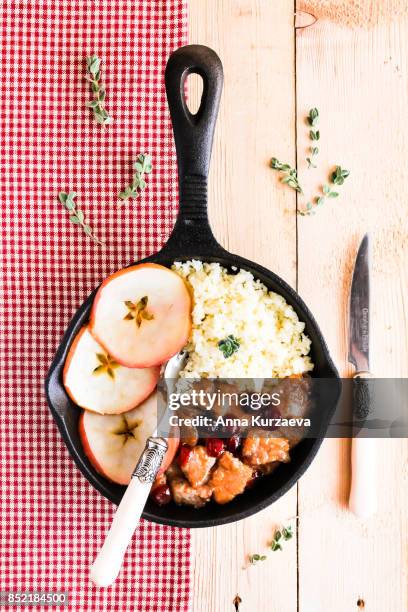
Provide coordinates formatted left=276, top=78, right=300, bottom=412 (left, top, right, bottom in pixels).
left=90, top=351, right=186, bottom=587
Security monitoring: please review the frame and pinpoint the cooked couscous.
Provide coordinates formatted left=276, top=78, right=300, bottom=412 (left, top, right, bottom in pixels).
left=172, top=260, right=313, bottom=379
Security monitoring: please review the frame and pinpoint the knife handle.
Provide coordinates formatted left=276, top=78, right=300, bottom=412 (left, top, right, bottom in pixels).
left=349, top=372, right=376, bottom=519
left=352, top=371, right=371, bottom=420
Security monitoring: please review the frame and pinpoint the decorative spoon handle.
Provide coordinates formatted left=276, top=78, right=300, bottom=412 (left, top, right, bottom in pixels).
left=90, top=436, right=167, bottom=587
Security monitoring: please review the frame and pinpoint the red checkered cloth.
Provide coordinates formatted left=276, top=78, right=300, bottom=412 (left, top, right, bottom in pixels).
left=0, top=1, right=191, bottom=611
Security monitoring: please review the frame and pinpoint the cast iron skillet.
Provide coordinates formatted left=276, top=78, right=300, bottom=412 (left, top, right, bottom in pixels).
left=45, top=45, right=340, bottom=528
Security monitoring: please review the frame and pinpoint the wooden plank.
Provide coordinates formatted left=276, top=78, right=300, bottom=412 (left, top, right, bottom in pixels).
left=296, top=19, right=408, bottom=611
left=188, top=1, right=298, bottom=611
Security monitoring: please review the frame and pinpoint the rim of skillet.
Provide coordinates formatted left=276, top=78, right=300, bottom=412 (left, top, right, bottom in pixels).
left=45, top=249, right=341, bottom=529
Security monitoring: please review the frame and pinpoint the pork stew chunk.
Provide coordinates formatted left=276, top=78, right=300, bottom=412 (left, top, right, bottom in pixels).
left=169, top=477, right=213, bottom=508
left=208, top=451, right=253, bottom=504
left=242, top=435, right=290, bottom=466
left=180, top=445, right=216, bottom=487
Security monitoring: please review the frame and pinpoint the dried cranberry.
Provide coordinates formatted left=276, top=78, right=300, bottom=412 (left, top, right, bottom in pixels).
left=177, top=444, right=192, bottom=467
left=151, top=484, right=172, bottom=506
left=206, top=438, right=225, bottom=458
left=246, top=469, right=262, bottom=489
left=226, top=434, right=241, bottom=455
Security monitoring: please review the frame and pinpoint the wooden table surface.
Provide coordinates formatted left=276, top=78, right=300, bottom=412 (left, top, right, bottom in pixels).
left=187, top=2, right=408, bottom=611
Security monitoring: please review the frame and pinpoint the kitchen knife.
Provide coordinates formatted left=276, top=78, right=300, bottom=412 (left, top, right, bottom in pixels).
left=348, top=234, right=376, bottom=518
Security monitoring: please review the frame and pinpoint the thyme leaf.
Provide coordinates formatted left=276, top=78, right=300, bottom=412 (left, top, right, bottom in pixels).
left=248, top=554, right=267, bottom=565
left=247, top=524, right=294, bottom=567
left=85, top=55, right=112, bottom=127
left=119, top=153, right=153, bottom=201
left=58, top=192, right=103, bottom=245
left=218, top=335, right=240, bottom=358
left=298, top=168, right=349, bottom=216
left=332, top=165, right=350, bottom=185
left=307, top=108, right=320, bottom=167
left=270, top=524, right=293, bottom=551
left=270, top=158, right=303, bottom=193
left=307, top=107, right=319, bottom=126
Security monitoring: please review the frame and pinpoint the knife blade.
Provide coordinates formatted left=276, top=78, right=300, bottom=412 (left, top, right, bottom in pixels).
left=348, top=234, right=370, bottom=372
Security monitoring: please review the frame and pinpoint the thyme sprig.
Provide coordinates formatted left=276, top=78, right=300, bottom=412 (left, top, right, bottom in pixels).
left=119, top=154, right=153, bottom=201
left=85, top=55, right=113, bottom=127
left=270, top=158, right=303, bottom=193
left=218, top=335, right=240, bottom=358
left=270, top=525, right=293, bottom=551
left=299, top=166, right=349, bottom=216
left=247, top=524, right=293, bottom=567
left=306, top=147, right=319, bottom=169
left=248, top=554, right=267, bottom=565
left=332, top=165, right=350, bottom=185
left=306, top=108, right=320, bottom=168
left=307, top=107, right=319, bottom=127
left=271, top=107, right=350, bottom=216
left=58, top=192, right=103, bottom=245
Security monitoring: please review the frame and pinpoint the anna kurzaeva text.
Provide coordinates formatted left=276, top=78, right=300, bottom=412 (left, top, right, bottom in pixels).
left=167, top=413, right=312, bottom=429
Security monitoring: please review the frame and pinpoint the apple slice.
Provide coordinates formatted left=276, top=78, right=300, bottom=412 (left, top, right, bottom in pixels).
left=63, top=326, right=159, bottom=415
left=90, top=263, right=191, bottom=368
left=79, top=394, right=179, bottom=485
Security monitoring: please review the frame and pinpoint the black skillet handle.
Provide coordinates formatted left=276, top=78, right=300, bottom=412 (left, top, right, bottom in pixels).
left=162, top=45, right=224, bottom=256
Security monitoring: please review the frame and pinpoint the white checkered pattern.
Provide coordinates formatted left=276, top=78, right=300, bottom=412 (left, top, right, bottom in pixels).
left=0, top=1, right=191, bottom=610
